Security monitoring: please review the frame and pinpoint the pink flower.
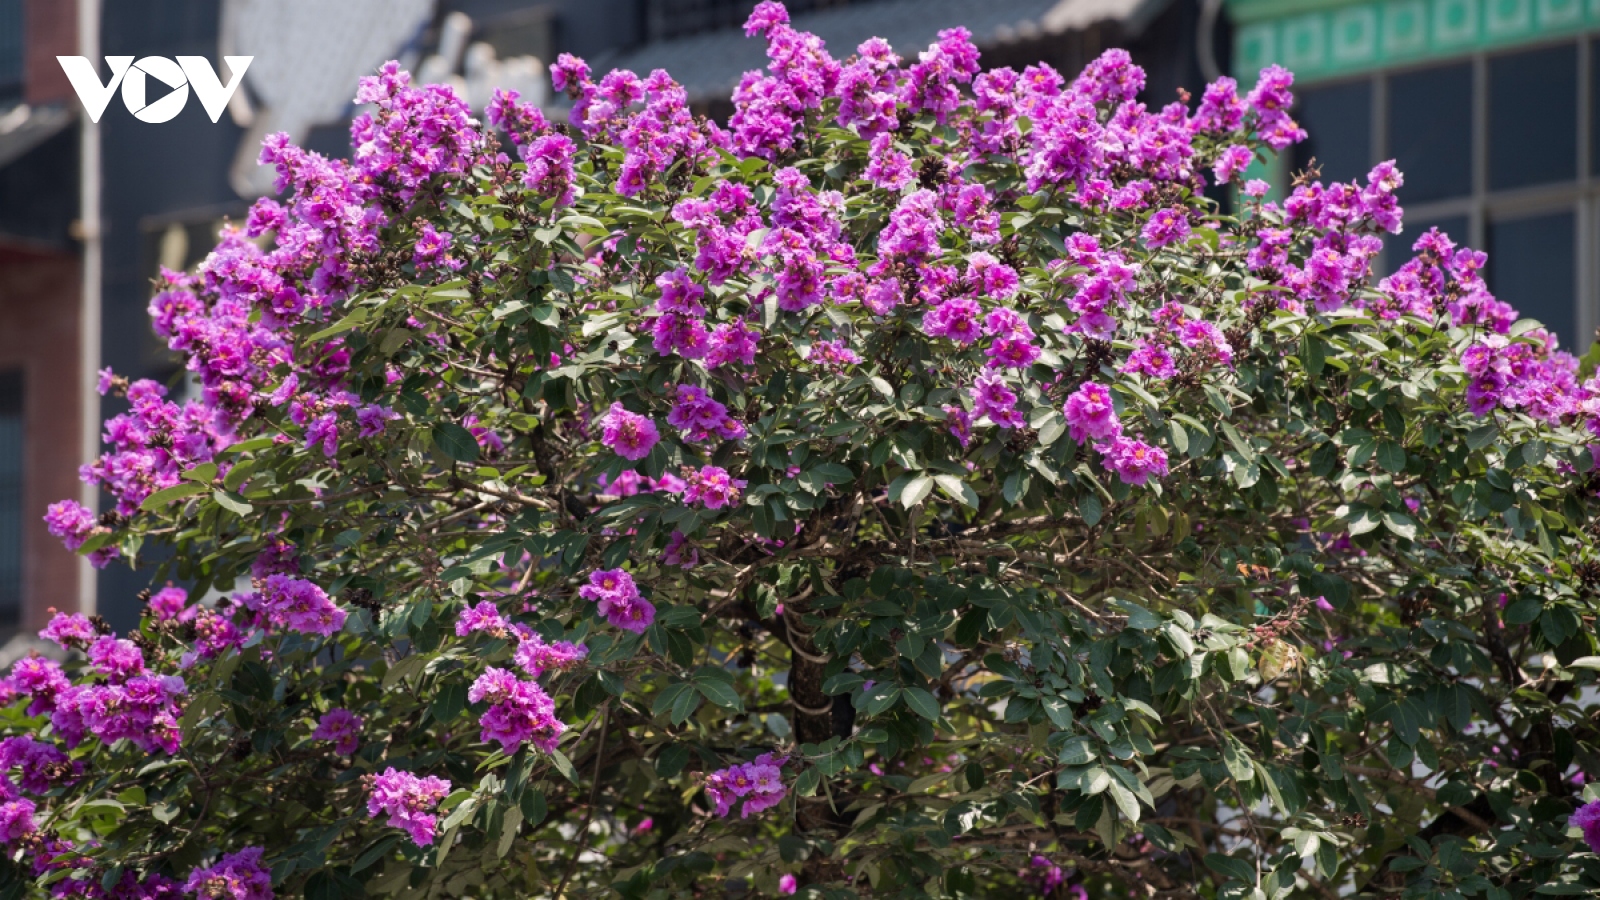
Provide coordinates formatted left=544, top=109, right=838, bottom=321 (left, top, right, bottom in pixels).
left=456, top=600, right=510, bottom=638
left=600, top=403, right=661, bottom=461
left=312, top=708, right=363, bottom=755
left=779, top=873, right=799, bottom=894
left=1063, top=382, right=1121, bottom=443
left=183, top=847, right=271, bottom=900
left=39, top=612, right=99, bottom=650
left=1094, top=435, right=1169, bottom=485
left=681, top=465, right=747, bottom=510
left=579, top=568, right=656, bottom=632
left=1573, top=799, right=1600, bottom=853
left=367, top=767, right=451, bottom=846
left=704, top=753, right=789, bottom=818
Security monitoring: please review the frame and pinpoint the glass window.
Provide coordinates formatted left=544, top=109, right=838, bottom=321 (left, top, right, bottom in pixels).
left=1487, top=211, right=1577, bottom=348
left=1389, top=63, right=1473, bottom=204
left=0, top=369, right=19, bottom=631
left=1293, top=80, right=1372, bottom=186
left=1489, top=44, right=1577, bottom=191
left=0, top=0, right=20, bottom=99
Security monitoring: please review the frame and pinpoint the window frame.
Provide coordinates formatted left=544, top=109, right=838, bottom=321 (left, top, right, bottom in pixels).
left=1295, top=35, right=1598, bottom=350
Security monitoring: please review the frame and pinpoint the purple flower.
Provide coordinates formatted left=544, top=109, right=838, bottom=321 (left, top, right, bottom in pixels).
left=704, top=753, right=789, bottom=818
left=1122, top=340, right=1176, bottom=379
left=1094, top=435, right=1170, bottom=485
left=663, top=530, right=700, bottom=568
left=971, top=374, right=1026, bottom=429
left=356, top=404, right=399, bottom=438
left=1063, top=382, right=1121, bottom=443
left=0, top=799, right=33, bottom=842
left=706, top=319, right=761, bottom=369
left=864, top=133, right=913, bottom=190
left=40, top=612, right=99, bottom=650
left=943, top=404, right=973, bottom=448
left=182, top=847, right=273, bottom=900
left=254, top=575, right=347, bottom=636
left=600, top=403, right=661, bottom=461
left=779, top=874, right=798, bottom=895
left=455, top=600, right=509, bottom=638
left=579, top=569, right=656, bottom=633
left=923, top=297, right=984, bottom=345
left=1573, top=799, right=1600, bottom=853
left=413, top=223, right=459, bottom=271
left=803, top=340, right=862, bottom=371
left=87, top=635, right=146, bottom=682
left=681, top=465, right=747, bottom=511
left=367, top=768, right=451, bottom=846
left=147, top=585, right=192, bottom=622
left=1212, top=144, right=1254, bottom=184
left=667, top=385, right=747, bottom=443
left=312, top=708, right=363, bottom=755
left=1141, top=207, right=1191, bottom=249
left=514, top=631, right=589, bottom=678
left=469, top=667, right=568, bottom=752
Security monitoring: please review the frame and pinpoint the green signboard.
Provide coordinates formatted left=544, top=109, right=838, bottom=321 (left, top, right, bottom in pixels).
left=1229, top=0, right=1600, bottom=83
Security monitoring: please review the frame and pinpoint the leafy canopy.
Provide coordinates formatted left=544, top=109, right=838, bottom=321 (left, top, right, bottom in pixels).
left=18, top=3, right=1600, bottom=898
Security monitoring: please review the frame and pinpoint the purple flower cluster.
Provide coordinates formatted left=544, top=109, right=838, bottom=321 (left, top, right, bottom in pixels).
left=679, top=465, right=747, bottom=510
left=704, top=752, right=788, bottom=818
left=367, top=768, right=452, bottom=846
left=1064, top=382, right=1170, bottom=485
left=311, top=708, right=363, bottom=755
left=667, top=385, right=747, bottom=443
left=578, top=568, right=656, bottom=633
left=600, top=403, right=662, bottom=461
left=183, top=846, right=273, bottom=900
left=247, top=575, right=347, bottom=637
left=468, top=667, right=567, bottom=753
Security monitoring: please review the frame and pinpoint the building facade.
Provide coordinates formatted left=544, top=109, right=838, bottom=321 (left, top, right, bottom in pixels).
left=1231, top=0, right=1600, bottom=352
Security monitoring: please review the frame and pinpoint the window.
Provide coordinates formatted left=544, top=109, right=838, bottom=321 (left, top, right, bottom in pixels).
left=0, top=369, right=20, bottom=631
left=1292, top=81, right=1371, bottom=185
left=1489, top=212, right=1577, bottom=341
left=1297, top=41, right=1598, bottom=352
left=1489, top=46, right=1577, bottom=191
left=1387, top=63, right=1473, bottom=204
left=0, top=0, right=20, bottom=103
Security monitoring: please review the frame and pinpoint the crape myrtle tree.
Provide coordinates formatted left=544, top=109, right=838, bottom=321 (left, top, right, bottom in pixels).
left=11, top=2, right=1600, bottom=896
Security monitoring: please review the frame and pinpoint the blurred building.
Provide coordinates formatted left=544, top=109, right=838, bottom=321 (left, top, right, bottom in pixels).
left=1236, top=0, right=1600, bottom=351
left=0, top=0, right=1586, bottom=633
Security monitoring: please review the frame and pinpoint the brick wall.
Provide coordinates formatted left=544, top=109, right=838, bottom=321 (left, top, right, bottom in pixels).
left=24, top=0, right=75, bottom=106
left=0, top=250, right=82, bottom=628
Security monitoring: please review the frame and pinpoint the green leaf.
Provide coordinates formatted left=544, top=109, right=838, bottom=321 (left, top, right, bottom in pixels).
left=182, top=463, right=218, bottom=484
left=903, top=687, right=939, bottom=721
left=548, top=749, right=580, bottom=785
left=1079, top=492, right=1103, bottom=527
left=1205, top=853, right=1256, bottom=884
left=432, top=423, right=480, bottom=462
left=1380, top=510, right=1418, bottom=540
left=213, top=489, right=253, bottom=515
left=1375, top=441, right=1406, bottom=473
left=900, top=474, right=934, bottom=509
left=1465, top=423, right=1499, bottom=451
left=933, top=475, right=978, bottom=508
left=140, top=481, right=208, bottom=512
left=694, top=678, right=743, bottom=711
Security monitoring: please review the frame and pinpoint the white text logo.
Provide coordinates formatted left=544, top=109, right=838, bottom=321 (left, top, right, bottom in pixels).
left=56, top=56, right=252, bottom=124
